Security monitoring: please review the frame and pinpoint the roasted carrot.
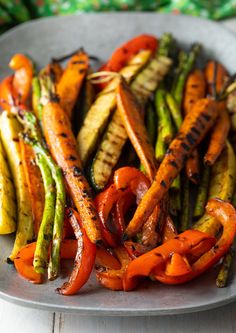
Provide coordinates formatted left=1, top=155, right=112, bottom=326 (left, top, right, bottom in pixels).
left=9, top=54, right=34, bottom=105
left=183, top=69, right=206, bottom=183
left=56, top=50, right=89, bottom=120
left=45, top=61, right=63, bottom=84
left=116, top=78, right=157, bottom=181
left=125, top=98, right=218, bottom=238
left=204, top=102, right=230, bottom=165
left=42, top=101, right=101, bottom=244
left=19, top=137, right=45, bottom=236
left=204, top=60, right=229, bottom=96
left=185, top=149, right=200, bottom=184
left=183, top=69, right=206, bottom=114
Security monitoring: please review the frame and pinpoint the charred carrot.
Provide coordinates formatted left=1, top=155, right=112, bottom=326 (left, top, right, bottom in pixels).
left=19, top=137, right=44, bottom=236
left=42, top=101, right=101, bottom=244
left=183, top=69, right=206, bottom=115
left=183, top=69, right=206, bottom=183
left=204, top=60, right=229, bottom=96
left=125, top=98, right=218, bottom=237
left=204, top=102, right=230, bottom=165
left=56, top=50, right=89, bottom=120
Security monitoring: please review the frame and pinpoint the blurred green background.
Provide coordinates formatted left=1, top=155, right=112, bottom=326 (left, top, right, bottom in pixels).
left=1, top=0, right=236, bottom=33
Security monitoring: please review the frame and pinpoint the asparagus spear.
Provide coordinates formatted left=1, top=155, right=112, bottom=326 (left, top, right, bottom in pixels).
left=16, top=110, right=66, bottom=279
left=173, top=44, right=201, bottom=106
left=171, top=50, right=188, bottom=95
left=216, top=250, right=233, bottom=288
left=179, top=176, right=190, bottom=232
left=155, top=89, right=174, bottom=145
left=32, top=77, right=43, bottom=121
left=33, top=154, right=55, bottom=274
left=193, top=166, right=210, bottom=219
left=165, top=92, right=182, bottom=130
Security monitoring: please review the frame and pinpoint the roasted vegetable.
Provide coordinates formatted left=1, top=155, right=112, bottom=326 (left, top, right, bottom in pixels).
left=193, top=141, right=236, bottom=235
left=0, top=111, right=34, bottom=260
left=43, top=101, right=101, bottom=244
left=91, top=35, right=173, bottom=191
left=0, top=136, right=17, bottom=234
left=125, top=98, right=218, bottom=238
left=56, top=50, right=89, bottom=120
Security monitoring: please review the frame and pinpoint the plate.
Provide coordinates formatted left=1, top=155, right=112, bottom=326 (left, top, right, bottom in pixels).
left=0, top=13, right=236, bottom=316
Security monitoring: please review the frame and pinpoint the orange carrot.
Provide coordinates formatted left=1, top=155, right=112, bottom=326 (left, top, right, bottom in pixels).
left=116, top=78, right=157, bottom=181
left=204, top=62, right=230, bottom=165
left=42, top=101, right=101, bottom=244
left=125, top=98, right=218, bottom=238
left=204, top=60, right=228, bottom=96
left=204, top=102, right=230, bottom=165
left=185, top=149, right=200, bottom=184
left=19, top=137, right=45, bottom=236
left=45, top=62, right=63, bottom=84
left=183, top=69, right=206, bottom=115
left=183, top=69, right=206, bottom=184
left=56, top=50, right=89, bottom=119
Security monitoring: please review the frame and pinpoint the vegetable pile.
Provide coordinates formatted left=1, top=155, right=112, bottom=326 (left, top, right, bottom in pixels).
left=1, top=33, right=236, bottom=295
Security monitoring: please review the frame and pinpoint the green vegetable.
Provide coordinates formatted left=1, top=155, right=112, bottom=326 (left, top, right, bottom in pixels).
left=193, top=166, right=211, bottom=220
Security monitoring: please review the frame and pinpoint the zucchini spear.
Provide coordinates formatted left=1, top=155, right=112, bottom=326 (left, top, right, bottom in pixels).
left=0, top=112, right=34, bottom=260
left=91, top=34, right=174, bottom=191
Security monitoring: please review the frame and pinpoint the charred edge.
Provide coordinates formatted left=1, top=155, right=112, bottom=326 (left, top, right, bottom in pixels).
left=191, top=173, right=200, bottom=183
left=60, top=132, right=68, bottom=138
left=72, top=60, right=85, bottom=65
left=67, top=208, right=73, bottom=218
left=169, top=160, right=178, bottom=168
left=160, top=180, right=167, bottom=188
left=198, top=119, right=205, bottom=130
left=186, top=133, right=196, bottom=145
left=201, top=113, right=211, bottom=122
left=181, top=142, right=190, bottom=151
left=166, top=148, right=173, bottom=155
left=191, top=127, right=200, bottom=136
left=73, top=166, right=82, bottom=177
left=68, top=155, right=77, bottom=161
left=79, top=69, right=86, bottom=74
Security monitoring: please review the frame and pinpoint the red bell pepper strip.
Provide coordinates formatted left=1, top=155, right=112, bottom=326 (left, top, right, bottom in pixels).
left=112, top=190, right=136, bottom=237
left=103, top=34, right=158, bottom=73
left=96, top=247, right=121, bottom=270
left=123, top=229, right=216, bottom=291
left=9, top=53, right=34, bottom=105
left=0, top=76, right=16, bottom=111
left=14, top=239, right=77, bottom=284
left=94, top=184, right=129, bottom=247
left=96, top=246, right=131, bottom=291
left=57, top=208, right=96, bottom=295
left=153, top=199, right=236, bottom=285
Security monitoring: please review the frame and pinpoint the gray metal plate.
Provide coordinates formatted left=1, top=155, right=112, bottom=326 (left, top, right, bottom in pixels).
left=0, top=13, right=236, bottom=316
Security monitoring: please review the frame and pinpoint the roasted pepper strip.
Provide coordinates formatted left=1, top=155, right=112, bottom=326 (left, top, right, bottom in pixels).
left=123, top=229, right=216, bottom=291
left=153, top=199, right=236, bottom=285
left=96, top=246, right=131, bottom=291
left=9, top=54, right=34, bottom=105
left=0, top=76, right=15, bottom=111
left=57, top=208, right=96, bottom=295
